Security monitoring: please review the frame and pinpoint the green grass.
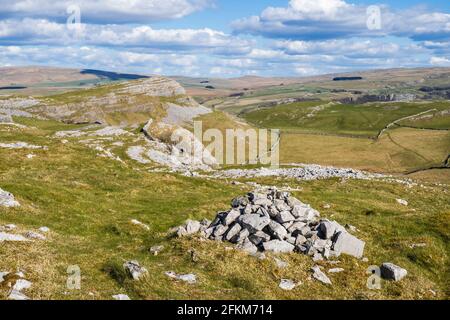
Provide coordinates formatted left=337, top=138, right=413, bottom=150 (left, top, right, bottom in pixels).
left=0, top=118, right=449, bottom=300
left=243, top=101, right=450, bottom=138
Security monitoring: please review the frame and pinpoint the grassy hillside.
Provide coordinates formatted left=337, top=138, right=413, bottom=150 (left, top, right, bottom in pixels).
left=242, top=101, right=450, bottom=138
left=280, top=127, right=450, bottom=174
left=0, top=118, right=448, bottom=300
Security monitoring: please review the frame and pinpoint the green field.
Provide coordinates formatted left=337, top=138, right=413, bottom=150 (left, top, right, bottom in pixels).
left=242, top=101, right=450, bottom=138
left=0, top=118, right=449, bottom=300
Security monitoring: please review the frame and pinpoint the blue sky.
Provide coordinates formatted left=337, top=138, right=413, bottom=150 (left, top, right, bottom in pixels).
left=0, top=0, right=449, bottom=77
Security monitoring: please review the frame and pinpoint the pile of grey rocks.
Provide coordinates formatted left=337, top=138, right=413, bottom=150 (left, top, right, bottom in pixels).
left=175, top=189, right=365, bottom=261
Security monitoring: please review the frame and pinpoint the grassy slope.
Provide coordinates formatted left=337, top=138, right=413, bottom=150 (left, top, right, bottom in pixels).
left=194, top=108, right=449, bottom=176
left=280, top=127, right=450, bottom=174
left=0, top=119, right=449, bottom=300
left=242, top=101, right=450, bottom=138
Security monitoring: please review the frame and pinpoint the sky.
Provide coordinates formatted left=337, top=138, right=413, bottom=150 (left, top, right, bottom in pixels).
left=0, top=0, right=449, bottom=77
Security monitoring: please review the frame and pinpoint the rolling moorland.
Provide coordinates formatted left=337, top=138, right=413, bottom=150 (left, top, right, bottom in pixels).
left=0, top=66, right=449, bottom=300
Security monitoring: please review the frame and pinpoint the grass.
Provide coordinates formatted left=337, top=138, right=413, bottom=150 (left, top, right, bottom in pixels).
left=193, top=109, right=450, bottom=176
left=280, top=127, right=450, bottom=175
left=242, top=101, right=450, bottom=138
left=0, top=118, right=449, bottom=300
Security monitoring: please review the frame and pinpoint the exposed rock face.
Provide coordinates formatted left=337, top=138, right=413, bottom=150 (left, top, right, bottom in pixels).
left=340, top=93, right=416, bottom=104
left=162, top=103, right=210, bottom=126
left=129, top=118, right=217, bottom=171
left=33, top=76, right=207, bottom=125
left=0, top=114, right=13, bottom=123
left=174, top=188, right=365, bottom=261
left=120, top=77, right=186, bottom=97
left=0, top=97, right=37, bottom=120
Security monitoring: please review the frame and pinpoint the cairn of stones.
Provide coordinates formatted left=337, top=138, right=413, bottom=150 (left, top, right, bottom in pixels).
left=176, top=189, right=365, bottom=261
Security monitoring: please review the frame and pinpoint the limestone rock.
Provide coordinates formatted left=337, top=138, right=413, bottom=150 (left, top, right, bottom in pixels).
left=25, top=231, right=46, bottom=240
left=312, top=266, right=332, bottom=285
left=238, top=214, right=270, bottom=233
left=263, top=240, right=295, bottom=254
left=123, top=261, right=148, bottom=280
left=332, top=231, right=365, bottom=259
left=0, top=232, right=29, bottom=242
left=0, top=188, right=20, bottom=207
left=279, top=279, right=296, bottom=291
left=380, top=263, right=407, bottom=281
left=165, top=271, right=197, bottom=284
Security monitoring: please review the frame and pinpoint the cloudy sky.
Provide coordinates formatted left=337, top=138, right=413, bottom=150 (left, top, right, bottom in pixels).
left=0, top=0, right=449, bottom=77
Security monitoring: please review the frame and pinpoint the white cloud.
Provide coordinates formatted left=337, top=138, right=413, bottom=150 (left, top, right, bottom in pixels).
left=430, top=56, right=450, bottom=66
left=0, top=0, right=213, bottom=23
left=276, top=39, right=411, bottom=58
left=233, top=0, right=450, bottom=42
left=0, top=19, right=249, bottom=53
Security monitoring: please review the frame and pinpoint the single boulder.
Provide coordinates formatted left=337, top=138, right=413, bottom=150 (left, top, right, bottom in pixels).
left=312, top=266, right=332, bottom=285
left=232, top=228, right=250, bottom=244
left=332, top=231, right=365, bottom=259
left=0, top=188, right=20, bottom=208
left=380, top=263, right=407, bottom=281
left=185, top=220, right=202, bottom=235
left=266, top=220, right=288, bottom=240
left=279, top=279, right=296, bottom=291
left=248, top=231, right=271, bottom=246
left=318, top=220, right=337, bottom=239
left=276, top=211, right=295, bottom=224
left=223, top=209, right=241, bottom=226
left=263, top=240, right=295, bottom=254
left=123, top=261, right=148, bottom=280
left=238, top=214, right=270, bottom=233
left=224, top=223, right=242, bottom=241
left=165, top=271, right=197, bottom=284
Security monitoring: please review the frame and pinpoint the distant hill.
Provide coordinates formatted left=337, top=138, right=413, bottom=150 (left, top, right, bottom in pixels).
left=172, top=67, right=450, bottom=99
left=0, top=66, right=148, bottom=95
